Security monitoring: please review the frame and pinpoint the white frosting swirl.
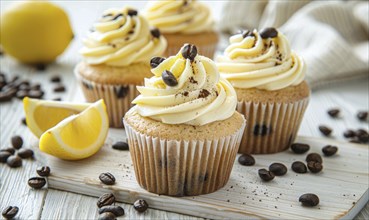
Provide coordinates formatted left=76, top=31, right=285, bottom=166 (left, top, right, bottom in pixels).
left=217, top=29, right=306, bottom=90
left=80, top=7, right=167, bottom=67
left=132, top=45, right=237, bottom=126
left=144, top=0, right=214, bottom=34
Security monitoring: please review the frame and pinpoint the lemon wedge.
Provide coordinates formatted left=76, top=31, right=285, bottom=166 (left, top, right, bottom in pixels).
left=23, top=97, right=90, bottom=138
left=39, top=100, right=109, bottom=160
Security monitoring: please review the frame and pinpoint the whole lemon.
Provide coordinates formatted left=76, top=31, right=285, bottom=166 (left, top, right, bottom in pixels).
left=0, top=1, right=73, bottom=64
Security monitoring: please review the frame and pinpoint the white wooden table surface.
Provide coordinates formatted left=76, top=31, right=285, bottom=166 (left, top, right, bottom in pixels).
left=1, top=1, right=368, bottom=219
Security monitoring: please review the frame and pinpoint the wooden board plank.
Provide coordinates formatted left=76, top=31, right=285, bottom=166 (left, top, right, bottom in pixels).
left=32, top=131, right=369, bottom=220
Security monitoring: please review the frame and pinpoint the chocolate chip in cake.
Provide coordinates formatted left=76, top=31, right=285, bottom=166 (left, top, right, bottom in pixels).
left=322, top=145, right=338, bottom=156
left=327, top=108, right=340, bottom=118
left=198, top=89, right=210, bottom=99
left=269, top=163, right=287, bottom=176
left=290, top=143, right=310, bottom=154
left=181, top=44, right=197, bottom=61
left=150, top=57, right=165, bottom=68
left=357, top=111, right=368, bottom=121
left=306, top=153, right=322, bottom=163
left=258, top=169, right=275, bottom=181
left=318, top=125, right=332, bottom=136
left=299, top=193, right=319, bottom=207
left=238, top=154, right=255, bottom=166
left=162, top=70, right=178, bottom=87
left=291, top=161, right=307, bottom=173
left=259, top=27, right=278, bottom=39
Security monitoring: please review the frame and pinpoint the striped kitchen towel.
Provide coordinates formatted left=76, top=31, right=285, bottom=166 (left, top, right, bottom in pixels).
left=218, top=1, right=369, bottom=89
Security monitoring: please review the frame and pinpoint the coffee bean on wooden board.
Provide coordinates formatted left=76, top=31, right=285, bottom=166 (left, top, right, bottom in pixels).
left=291, top=161, right=308, bottom=173
left=50, top=76, right=61, bottom=83
left=0, top=92, right=13, bottom=102
left=0, top=151, right=12, bottom=163
left=238, top=154, right=255, bottom=166
left=98, top=212, right=116, bottom=220
left=97, top=193, right=115, bottom=208
left=28, top=177, right=46, bottom=189
left=290, top=143, right=310, bottom=154
left=1, top=147, right=15, bottom=155
left=356, top=129, right=369, bottom=143
left=99, top=205, right=125, bottom=216
left=322, top=145, right=338, bottom=156
left=28, top=90, right=44, bottom=99
left=7, top=155, right=22, bottom=168
left=349, top=137, right=361, bottom=144
left=17, top=148, right=34, bottom=159
left=35, top=63, right=47, bottom=71
left=306, top=153, right=322, bottom=163
left=162, top=70, right=178, bottom=87
left=259, top=27, right=278, bottom=39
left=258, top=169, right=275, bottom=181
left=307, top=161, right=323, bottom=173
left=133, top=199, right=149, bottom=213
left=269, top=163, right=287, bottom=176
left=16, top=90, right=28, bottom=99
left=150, top=57, right=165, bottom=68
left=343, top=129, right=355, bottom=138
left=37, top=166, right=51, bottom=177
left=181, top=44, right=197, bottom=61
left=53, top=84, right=66, bottom=92
left=99, top=172, right=116, bottom=185
left=30, top=83, right=41, bottom=90
left=299, top=193, right=319, bottom=207
left=357, top=111, right=368, bottom=121
left=327, top=108, right=340, bottom=118
left=11, top=135, right=23, bottom=149
left=21, top=117, right=27, bottom=126
left=2, top=206, right=19, bottom=219
left=112, top=141, right=129, bottom=151
left=318, top=125, right=332, bottom=136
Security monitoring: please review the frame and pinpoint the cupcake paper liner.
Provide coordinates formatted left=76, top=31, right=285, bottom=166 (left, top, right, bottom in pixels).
left=237, top=98, right=309, bottom=154
left=123, top=118, right=246, bottom=196
left=165, top=44, right=217, bottom=59
left=75, top=72, right=140, bottom=128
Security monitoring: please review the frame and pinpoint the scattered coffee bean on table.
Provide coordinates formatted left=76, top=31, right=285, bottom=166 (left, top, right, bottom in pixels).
left=269, top=163, right=287, bottom=176
left=35, top=63, right=47, bottom=71
left=97, top=193, right=115, bottom=208
left=306, top=153, right=323, bottom=163
left=50, top=76, right=61, bottom=83
left=357, top=111, right=368, bottom=121
left=37, top=166, right=51, bottom=177
left=307, top=161, right=323, bottom=173
left=17, top=148, right=34, bottom=159
left=7, top=155, right=22, bottom=168
left=327, top=108, right=340, bottom=118
left=99, top=172, right=116, bottom=185
left=2, top=206, right=19, bottom=219
left=322, top=145, right=338, bottom=156
left=290, top=143, right=310, bottom=154
left=98, top=205, right=125, bottom=216
left=357, top=131, right=369, bottom=143
left=133, top=199, right=149, bottom=213
left=291, top=161, right=308, bottom=173
left=343, top=129, right=355, bottom=138
left=0, top=151, right=12, bottom=163
left=319, top=125, right=332, bottom=136
left=11, top=135, right=23, bottom=149
left=258, top=169, right=275, bottom=181
left=1, top=147, right=15, bottom=155
left=21, top=117, right=27, bottom=126
left=349, top=138, right=361, bottom=144
left=238, top=154, right=255, bottom=166
left=28, top=177, right=46, bottom=189
left=52, top=97, right=62, bottom=101
left=299, top=193, right=319, bottom=207
left=112, top=141, right=129, bottom=151
left=53, top=85, right=66, bottom=92
left=98, top=212, right=116, bottom=220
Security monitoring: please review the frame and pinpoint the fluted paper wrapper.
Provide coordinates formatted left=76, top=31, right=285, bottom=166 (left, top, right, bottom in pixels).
left=123, top=119, right=245, bottom=196
left=165, top=44, right=217, bottom=59
left=75, top=72, right=140, bottom=128
left=237, top=98, right=309, bottom=154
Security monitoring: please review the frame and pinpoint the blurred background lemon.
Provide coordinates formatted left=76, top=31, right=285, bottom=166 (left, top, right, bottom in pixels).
left=0, top=1, right=73, bottom=64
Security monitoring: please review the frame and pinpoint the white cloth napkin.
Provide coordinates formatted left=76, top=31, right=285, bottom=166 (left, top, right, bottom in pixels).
left=218, top=1, right=369, bottom=89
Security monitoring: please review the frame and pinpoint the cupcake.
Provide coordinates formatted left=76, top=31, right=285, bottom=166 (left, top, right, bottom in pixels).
left=217, top=28, right=310, bottom=154
left=144, top=0, right=218, bottom=58
left=123, top=44, right=245, bottom=196
left=75, top=7, right=167, bottom=127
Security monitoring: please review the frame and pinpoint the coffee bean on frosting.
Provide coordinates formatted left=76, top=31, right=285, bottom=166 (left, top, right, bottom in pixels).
left=162, top=70, right=178, bottom=87
left=127, top=9, right=138, bottom=16
left=240, top=29, right=255, bottom=38
left=150, top=57, right=165, bottom=68
left=259, top=27, right=278, bottom=39
left=181, top=44, right=197, bottom=61
left=150, top=28, right=161, bottom=38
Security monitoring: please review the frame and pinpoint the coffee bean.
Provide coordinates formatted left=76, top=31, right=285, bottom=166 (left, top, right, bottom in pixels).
left=2, top=206, right=19, bottom=219
left=307, top=161, right=323, bottom=173
left=16, top=90, right=28, bottom=99
left=7, top=155, right=22, bottom=168
left=52, top=97, right=62, bottom=101
left=98, top=212, right=116, bottom=220
left=290, top=143, right=310, bottom=154
left=319, top=125, right=332, bottom=136
left=306, top=153, right=322, bottom=163
left=37, top=166, right=51, bottom=177
left=17, top=148, right=34, bottom=159
left=28, top=90, right=44, bottom=99
left=11, top=135, right=23, bottom=149
left=1, top=147, right=15, bottom=155
left=238, top=154, right=255, bottom=166
left=299, top=193, right=319, bottom=207
left=28, top=177, right=46, bottom=189
left=259, top=27, right=278, bottom=39
left=162, top=70, right=178, bottom=87
left=357, top=111, right=368, bottom=121
left=112, top=141, right=129, bottom=151
left=291, top=161, right=307, bottom=173
left=50, top=76, right=61, bottom=83
left=30, top=84, right=41, bottom=90
left=181, top=44, right=197, bottom=61
left=35, top=63, right=47, bottom=71
left=0, top=91, right=13, bottom=102
left=99, top=172, right=116, bottom=185
left=133, top=199, right=148, bottom=213
left=258, top=169, right=275, bottom=181
left=322, top=145, right=338, bottom=156
left=269, top=163, right=287, bottom=176
left=150, top=57, right=165, bottom=68
left=97, top=193, right=115, bottom=208
left=53, top=85, right=66, bottom=92
left=358, top=133, right=369, bottom=143
left=21, top=117, right=27, bottom=126
left=356, top=129, right=368, bottom=137
left=343, top=129, right=355, bottom=138
left=150, top=28, right=161, bottom=38
left=327, top=108, right=340, bottom=118
left=0, top=151, right=12, bottom=163
left=18, top=84, right=30, bottom=91
left=349, top=137, right=361, bottom=144
left=240, top=29, right=255, bottom=38
left=99, top=205, right=125, bottom=216
left=127, top=9, right=138, bottom=16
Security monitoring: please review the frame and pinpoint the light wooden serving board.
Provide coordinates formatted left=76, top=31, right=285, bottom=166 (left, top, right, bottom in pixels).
left=32, top=130, right=369, bottom=219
